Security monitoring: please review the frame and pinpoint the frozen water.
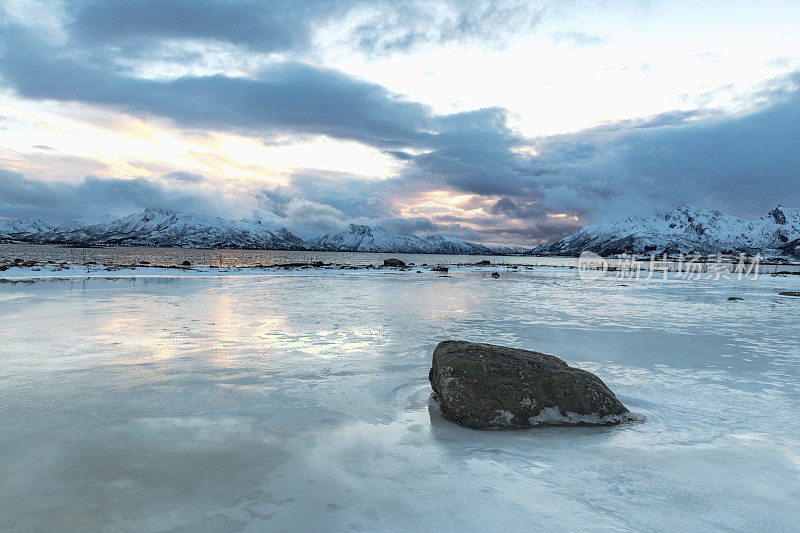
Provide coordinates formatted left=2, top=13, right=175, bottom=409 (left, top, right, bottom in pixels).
left=1, top=267, right=800, bottom=531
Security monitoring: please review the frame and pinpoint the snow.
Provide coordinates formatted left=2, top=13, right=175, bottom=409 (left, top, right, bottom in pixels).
left=1, top=267, right=800, bottom=530
left=1, top=208, right=306, bottom=249
left=491, top=410, right=515, bottom=426
left=1, top=210, right=518, bottom=254
left=420, top=234, right=493, bottom=254
left=64, top=208, right=306, bottom=249
left=534, top=204, right=800, bottom=256
left=529, top=406, right=639, bottom=426
left=0, top=217, right=54, bottom=239
left=308, top=224, right=497, bottom=254
left=309, top=223, right=435, bottom=253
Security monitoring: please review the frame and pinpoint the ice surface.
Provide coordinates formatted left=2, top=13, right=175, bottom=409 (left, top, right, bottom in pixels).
left=1, top=267, right=800, bottom=531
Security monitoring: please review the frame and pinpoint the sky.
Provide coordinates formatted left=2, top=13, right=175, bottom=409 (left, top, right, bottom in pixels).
left=0, top=0, right=799, bottom=245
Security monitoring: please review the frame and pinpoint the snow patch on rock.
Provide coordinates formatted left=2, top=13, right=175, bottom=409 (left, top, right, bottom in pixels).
left=529, top=406, right=640, bottom=426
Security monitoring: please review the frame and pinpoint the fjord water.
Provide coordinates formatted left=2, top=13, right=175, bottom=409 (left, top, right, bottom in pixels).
left=0, top=242, right=570, bottom=268
left=1, top=267, right=799, bottom=531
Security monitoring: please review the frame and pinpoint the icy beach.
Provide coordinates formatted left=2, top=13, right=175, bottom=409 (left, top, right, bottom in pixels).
left=2, top=263, right=800, bottom=531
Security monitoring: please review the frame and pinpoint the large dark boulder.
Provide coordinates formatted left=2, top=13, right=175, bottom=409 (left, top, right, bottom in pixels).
left=383, top=258, right=406, bottom=267
left=429, top=341, right=631, bottom=429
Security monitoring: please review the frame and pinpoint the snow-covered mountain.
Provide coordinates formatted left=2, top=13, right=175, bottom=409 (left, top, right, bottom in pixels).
left=0, top=218, right=55, bottom=240
left=308, top=224, right=430, bottom=253
left=306, top=224, right=495, bottom=254
left=485, top=244, right=531, bottom=255
left=2, top=208, right=306, bottom=250
left=530, top=204, right=800, bottom=257
left=420, top=234, right=494, bottom=255
left=0, top=209, right=509, bottom=254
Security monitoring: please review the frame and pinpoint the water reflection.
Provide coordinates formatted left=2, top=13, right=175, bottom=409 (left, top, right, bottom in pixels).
left=1, top=270, right=800, bottom=530
left=1, top=242, right=565, bottom=268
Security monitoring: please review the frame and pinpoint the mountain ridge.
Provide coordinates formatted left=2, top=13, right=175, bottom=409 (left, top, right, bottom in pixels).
left=0, top=209, right=516, bottom=255
left=529, top=204, right=800, bottom=257
left=306, top=224, right=497, bottom=254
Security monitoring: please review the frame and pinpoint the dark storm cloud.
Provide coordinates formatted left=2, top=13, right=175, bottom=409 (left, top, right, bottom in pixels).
left=65, top=0, right=328, bottom=52
left=0, top=23, right=434, bottom=148
left=392, top=107, right=540, bottom=198
left=533, top=74, right=800, bottom=219
left=0, top=170, right=253, bottom=222
left=64, top=0, right=544, bottom=54
left=384, top=150, right=415, bottom=161
left=490, top=197, right=548, bottom=219
left=263, top=171, right=397, bottom=220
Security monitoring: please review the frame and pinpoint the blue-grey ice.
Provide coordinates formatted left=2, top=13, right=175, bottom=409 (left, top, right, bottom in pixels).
left=1, top=268, right=799, bottom=531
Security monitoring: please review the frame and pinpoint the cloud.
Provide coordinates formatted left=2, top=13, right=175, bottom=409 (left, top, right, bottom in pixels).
left=343, top=0, right=544, bottom=54
left=262, top=171, right=398, bottom=221
left=490, top=197, right=548, bottom=219
left=1, top=3, right=799, bottom=246
left=533, top=73, right=800, bottom=219
left=0, top=170, right=261, bottom=222
left=0, top=5, right=604, bottom=245
left=552, top=31, right=606, bottom=47
left=64, top=0, right=545, bottom=55
left=65, top=0, right=327, bottom=53
left=0, top=24, right=434, bottom=148
left=375, top=107, right=546, bottom=213
left=280, top=198, right=348, bottom=237
left=162, top=171, right=206, bottom=183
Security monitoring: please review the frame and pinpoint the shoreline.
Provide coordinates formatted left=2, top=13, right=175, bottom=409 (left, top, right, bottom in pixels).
left=3, top=259, right=800, bottom=282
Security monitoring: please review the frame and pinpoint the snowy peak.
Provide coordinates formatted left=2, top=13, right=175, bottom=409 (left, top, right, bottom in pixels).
left=308, top=224, right=434, bottom=253
left=2, top=209, right=306, bottom=250
left=0, top=210, right=504, bottom=254
left=93, top=209, right=306, bottom=249
left=0, top=218, right=54, bottom=240
left=531, top=205, right=800, bottom=257
left=307, top=225, right=496, bottom=254
left=764, top=205, right=800, bottom=228
left=420, top=234, right=493, bottom=255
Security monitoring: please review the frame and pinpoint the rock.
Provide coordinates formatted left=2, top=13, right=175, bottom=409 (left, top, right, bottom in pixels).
left=383, top=258, right=406, bottom=267
left=778, top=291, right=800, bottom=297
left=490, top=271, right=500, bottom=278
left=431, top=265, right=448, bottom=272
left=181, top=260, right=192, bottom=266
left=475, top=260, right=491, bottom=266
left=429, top=341, right=631, bottom=429
left=727, top=296, right=744, bottom=301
